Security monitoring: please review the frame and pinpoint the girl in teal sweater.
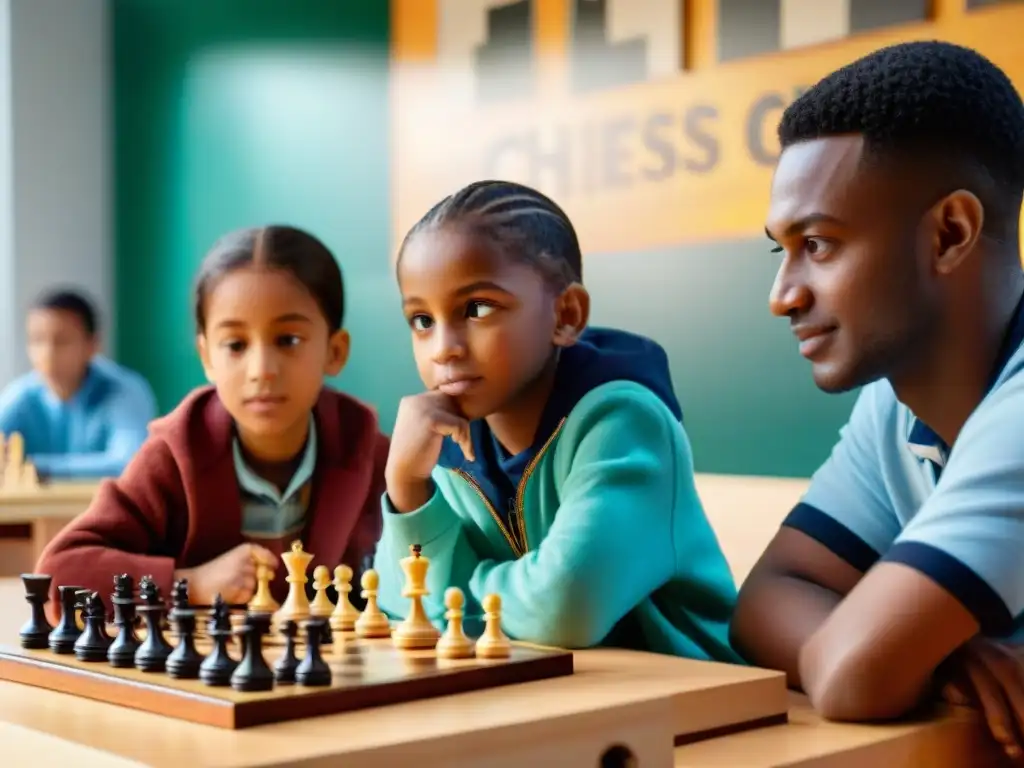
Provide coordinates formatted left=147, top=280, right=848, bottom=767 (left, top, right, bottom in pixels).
left=374, top=180, right=740, bottom=662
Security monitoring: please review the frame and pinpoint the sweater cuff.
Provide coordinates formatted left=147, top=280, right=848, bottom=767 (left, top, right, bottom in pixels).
left=381, top=487, right=458, bottom=547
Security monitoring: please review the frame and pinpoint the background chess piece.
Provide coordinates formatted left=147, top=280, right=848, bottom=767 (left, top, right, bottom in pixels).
left=436, top=587, right=473, bottom=659
left=475, top=593, right=511, bottom=659
left=354, top=569, right=391, bottom=638
left=309, top=565, right=334, bottom=618
left=329, top=564, right=360, bottom=632
left=273, top=540, right=313, bottom=625
left=2, top=433, right=37, bottom=490
left=392, top=544, right=439, bottom=649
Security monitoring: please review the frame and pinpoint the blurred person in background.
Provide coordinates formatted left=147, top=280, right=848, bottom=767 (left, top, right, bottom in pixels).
left=0, top=288, right=157, bottom=479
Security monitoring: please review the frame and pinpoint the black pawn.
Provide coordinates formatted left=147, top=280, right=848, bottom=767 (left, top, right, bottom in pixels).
left=295, top=619, right=332, bottom=687
left=134, top=576, right=172, bottom=672
left=274, top=620, right=299, bottom=684
left=199, top=594, right=236, bottom=686
left=166, top=609, right=204, bottom=679
left=74, top=592, right=111, bottom=662
left=107, top=574, right=140, bottom=668
left=19, top=573, right=53, bottom=649
left=48, top=584, right=85, bottom=654
left=230, top=613, right=274, bottom=692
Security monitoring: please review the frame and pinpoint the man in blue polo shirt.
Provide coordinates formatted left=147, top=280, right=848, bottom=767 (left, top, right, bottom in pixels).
left=731, top=41, right=1024, bottom=758
left=0, top=289, right=157, bottom=479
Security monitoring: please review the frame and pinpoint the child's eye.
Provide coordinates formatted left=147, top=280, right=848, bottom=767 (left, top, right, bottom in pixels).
left=466, top=301, right=496, bottom=319
left=277, top=335, right=302, bottom=348
left=223, top=340, right=246, bottom=354
left=409, top=314, right=433, bottom=331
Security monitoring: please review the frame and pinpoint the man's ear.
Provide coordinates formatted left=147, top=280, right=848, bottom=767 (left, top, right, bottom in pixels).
left=552, top=283, right=590, bottom=347
left=927, top=189, right=984, bottom=276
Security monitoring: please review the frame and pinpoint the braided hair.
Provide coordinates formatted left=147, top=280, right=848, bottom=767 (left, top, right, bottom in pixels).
left=397, top=180, right=583, bottom=288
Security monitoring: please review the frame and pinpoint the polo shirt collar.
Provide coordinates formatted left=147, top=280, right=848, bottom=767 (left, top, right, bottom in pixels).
left=907, top=289, right=1024, bottom=468
left=232, top=414, right=318, bottom=505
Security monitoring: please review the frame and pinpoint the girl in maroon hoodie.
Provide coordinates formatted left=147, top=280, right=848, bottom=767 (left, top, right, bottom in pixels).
left=36, top=226, right=388, bottom=616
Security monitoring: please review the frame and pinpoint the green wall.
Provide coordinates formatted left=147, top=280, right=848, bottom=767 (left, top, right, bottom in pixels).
left=112, top=1, right=855, bottom=478
left=113, top=0, right=416, bottom=433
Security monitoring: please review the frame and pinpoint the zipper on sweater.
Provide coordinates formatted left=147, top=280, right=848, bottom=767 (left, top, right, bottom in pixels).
left=449, top=418, right=566, bottom=559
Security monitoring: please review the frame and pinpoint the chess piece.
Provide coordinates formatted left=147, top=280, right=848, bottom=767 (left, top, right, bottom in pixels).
left=18, top=573, right=53, bottom=649
left=354, top=569, right=391, bottom=638
left=248, top=562, right=278, bottom=614
left=199, top=595, right=237, bottom=686
left=309, top=565, right=334, bottom=618
left=49, top=584, right=85, bottom=654
left=135, top=575, right=173, bottom=672
left=295, top=619, right=331, bottom=686
left=436, top=587, right=474, bottom=659
left=74, top=592, right=111, bottom=662
left=73, top=589, right=90, bottom=631
left=273, top=620, right=300, bottom=684
left=273, top=540, right=313, bottom=625
left=107, top=574, right=141, bottom=667
left=329, top=564, right=360, bottom=632
left=475, top=593, right=511, bottom=659
left=230, top=613, right=275, bottom=692
left=392, top=545, right=439, bottom=650
left=169, top=578, right=190, bottom=621
left=4, top=432, right=24, bottom=487
left=166, top=608, right=205, bottom=679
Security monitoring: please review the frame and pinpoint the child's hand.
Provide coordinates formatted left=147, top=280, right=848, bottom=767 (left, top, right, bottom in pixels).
left=175, top=542, right=278, bottom=606
left=386, top=391, right=474, bottom=513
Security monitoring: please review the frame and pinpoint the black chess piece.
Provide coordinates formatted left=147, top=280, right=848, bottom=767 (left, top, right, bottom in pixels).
left=295, top=618, right=331, bottom=686
left=166, top=608, right=205, bottom=679
left=230, top=612, right=274, bottom=692
left=73, top=592, right=111, bottom=662
left=107, top=574, right=140, bottom=667
left=19, top=573, right=53, bottom=649
left=273, top=620, right=299, bottom=684
left=134, top=575, right=172, bottom=672
left=199, top=594, right=237, bottom=686
left=320, top=619, right=333, bottom=647
left=48, top=584, right=85, bottom=654
left=169, top=577, right=190, bottom=622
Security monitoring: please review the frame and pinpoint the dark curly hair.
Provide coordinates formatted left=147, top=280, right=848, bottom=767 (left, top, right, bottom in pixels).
left=397, top=180, right=583, bottom=289
left=778, top=40, right=1024, bottom=240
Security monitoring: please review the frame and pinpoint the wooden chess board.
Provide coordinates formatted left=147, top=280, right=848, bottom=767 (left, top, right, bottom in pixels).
left=0, top=634, right=573, bottom=729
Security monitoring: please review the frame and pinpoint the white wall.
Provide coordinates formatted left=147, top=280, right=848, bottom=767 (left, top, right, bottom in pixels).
left=0, top=0, right=111, bottom=385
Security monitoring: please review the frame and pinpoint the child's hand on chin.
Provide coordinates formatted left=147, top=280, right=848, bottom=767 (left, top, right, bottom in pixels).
left=175, top=542, right=278, bottom=606
left=385, top=391, right=475, bottom=513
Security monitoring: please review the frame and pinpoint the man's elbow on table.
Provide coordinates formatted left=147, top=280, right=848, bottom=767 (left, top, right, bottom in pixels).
left=800, top=637, right=929, bottom=723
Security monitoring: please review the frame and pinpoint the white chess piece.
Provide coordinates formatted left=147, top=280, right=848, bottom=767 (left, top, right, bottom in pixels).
left=475, top=593, right=511, bottom=659
left=436, top=587, right=473, bottom=659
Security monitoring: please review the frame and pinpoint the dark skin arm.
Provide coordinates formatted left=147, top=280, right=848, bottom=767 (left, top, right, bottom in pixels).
left=732, top=526, right=979, bottom=720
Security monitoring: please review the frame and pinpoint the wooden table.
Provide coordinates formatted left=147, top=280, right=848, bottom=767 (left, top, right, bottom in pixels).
left=0, top=578, right=1005, bottom=768
left=0, top=481, right=99, bottom=571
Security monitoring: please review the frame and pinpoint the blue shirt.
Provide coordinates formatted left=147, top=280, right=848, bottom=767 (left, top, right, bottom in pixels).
left=0, top=356, right=157, bottom=479
left=786, top=296, right=1024, bottom=639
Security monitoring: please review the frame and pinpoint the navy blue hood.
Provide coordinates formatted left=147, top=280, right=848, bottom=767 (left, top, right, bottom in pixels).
left=435, top=327, right=682, bottom=541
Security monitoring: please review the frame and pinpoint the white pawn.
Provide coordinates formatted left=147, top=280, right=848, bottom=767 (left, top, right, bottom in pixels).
left=329, top=564, right=361, bottom=632
left=475, top=593, right=511, bottom=659
left=354, top=569, right=391, bottom=638
left=436, top=587, right=473, bottom=659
